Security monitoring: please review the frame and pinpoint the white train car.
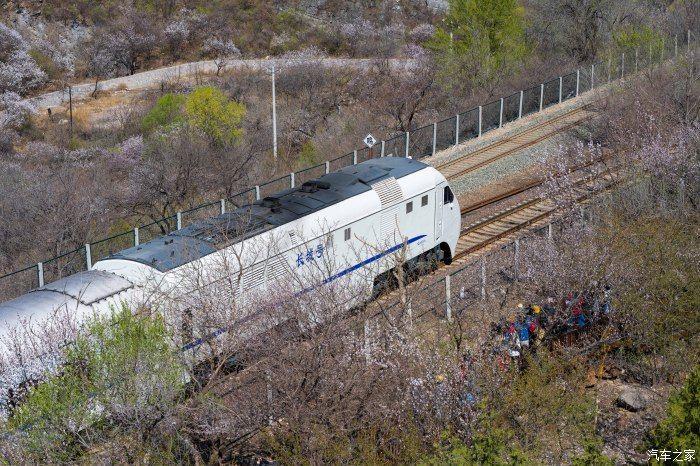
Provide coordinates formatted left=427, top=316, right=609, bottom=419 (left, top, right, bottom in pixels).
left=0, top=157, right=460, bottom=406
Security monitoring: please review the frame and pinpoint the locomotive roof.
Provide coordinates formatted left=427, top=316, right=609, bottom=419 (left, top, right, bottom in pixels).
left=107, top=157, right=429, bottom=272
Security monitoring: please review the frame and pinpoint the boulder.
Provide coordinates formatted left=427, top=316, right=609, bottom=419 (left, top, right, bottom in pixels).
left=617, top=386, right=650, bottom=412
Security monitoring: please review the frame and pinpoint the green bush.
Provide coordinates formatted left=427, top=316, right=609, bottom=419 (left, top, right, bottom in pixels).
left=142, top=93, right=186, bottom=134
left=645, top=366, right=700, bottom=455
left=7, top=305, right=186, bottom=463
left=184, top=86, right=246, bottom=146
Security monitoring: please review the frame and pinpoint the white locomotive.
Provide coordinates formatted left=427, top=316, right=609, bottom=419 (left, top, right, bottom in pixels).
left=0, top=157, right=460, bottom=404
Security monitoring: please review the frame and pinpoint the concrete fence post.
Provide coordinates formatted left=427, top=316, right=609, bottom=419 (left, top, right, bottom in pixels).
left=325, top=160, right=330, bottom=174
left=539, top=83, right=544, bottom=111
left=687, top=30, right=691, bottom=54
left=220, top=198, right=226, bottom=215
left=445, top=275, right=452, bottom=321
left=380, top=140, right=385, bottom=157
left=290, top=172, right=295, bottom=188
left=678, top=179, right=685, bottom=208
left=480, top=258, right=486, bottom=300
left=649, top=43, right=652, bottom=66
left=265, top=369, right=273, bottom=426
left=661, top=37, right=665, bottom=62
left=591, top=64, right=595, bottom=90
left=548, top=223, right=553, bottom=240
left=85, top=243, right=92, bottom=270
left=37, top=262, right=44, bottom=288
left=558, top=76, right=563, bottom=103
left=176, top=211, right=182, bottom=230
left=635, top=48, right=639, bottom=73
left=134, top=227, right=140, bottom=246
left=364, top=319, right=371, bottom=364
left=454, top=114, right=460, bottom=145
left=675, top=35, right=678, bottom=57
left=621, top=53, right=625, bottom=79
left=575, top=70, right=580, bottom=97
left=405, top=132, right=410, bottom=158
left=518, top=90, right=524, bottom=119
left=499, top=98, right=504, bottom=128
left=608, top=57, right=611, bottom=82
left=432, top=122, right=437, bottom=156
left=513, top=239, right=520, bottom=282
left=477, top=105, right=482, bottom=137
left=353, top=150, right=358, bottom=165
left=255, top=185, right=261, bottom=200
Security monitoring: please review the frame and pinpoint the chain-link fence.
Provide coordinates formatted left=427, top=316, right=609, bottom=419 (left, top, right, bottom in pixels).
left=1, top=30, right=695, bottom=302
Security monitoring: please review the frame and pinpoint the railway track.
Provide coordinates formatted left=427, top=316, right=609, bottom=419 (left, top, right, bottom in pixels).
left=436, top=104, right=593, bottom=181
left=452, top=169, right=619, bottom=262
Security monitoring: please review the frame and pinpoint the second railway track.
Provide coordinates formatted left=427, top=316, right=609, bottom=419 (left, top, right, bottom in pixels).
left=436, top=104, right=593, bottom=181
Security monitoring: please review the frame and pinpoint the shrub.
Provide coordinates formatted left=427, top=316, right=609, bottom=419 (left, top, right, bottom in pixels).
left=141, top=93, right=186, bottom=133
left=645, top=366, right=700, bottom=454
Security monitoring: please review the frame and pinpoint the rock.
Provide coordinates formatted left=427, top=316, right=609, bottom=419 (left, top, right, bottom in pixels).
left=602, top=362, right=624, bottom=379
left=617, top=386, right=650, bottom=412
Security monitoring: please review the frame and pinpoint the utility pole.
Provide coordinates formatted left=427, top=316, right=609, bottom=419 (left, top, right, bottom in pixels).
left=271, top=63, right=278, bottom=160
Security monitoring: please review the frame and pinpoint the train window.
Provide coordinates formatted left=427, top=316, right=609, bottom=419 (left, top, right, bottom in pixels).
left=421, top=195, right=428, bottom=207
left=344, top=227, right=351, bottom=241
left=443, top=186, right=454, bottom=204
left=406, top=201, right=413, bottom=214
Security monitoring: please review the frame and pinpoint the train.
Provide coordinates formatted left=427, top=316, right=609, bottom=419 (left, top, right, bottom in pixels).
left=0, top=157, right=461, bottom=409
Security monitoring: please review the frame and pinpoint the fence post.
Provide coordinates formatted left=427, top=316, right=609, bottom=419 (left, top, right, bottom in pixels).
left=480, top=258, right=486, bottom=300
left=649, top=42, right=652, bottom=66
left=404, top=131, right=410, bottom=158
left=325, top=160, right=330, bottom=173
left=353, top=150, right=358, bottom=165
left=661, top=37, right=665, bottom=62
left=608, top=57, right=611, bottom=82
left=37, top=262, right=44, bottom=288
left=176, top=211, right=182, bottom=230
left=518, top=90, right=524, bottom=119
left=381, top=140, right=385, bottom=157
left=558, top=76, right=563, bottom=103
left=364, top=319, right=371, bottom=364
left=265, top=369, right=273, bottom=426
left=454, top=114, right=460, bottom=145
left=477, top=105, right=482, bottom=137
left=635, top=48, right=639, bottom=73
left=688, top=30, right=691, bottom=55
left=290, top=172, right=295, bottom=188
left=513, top=239, right=520, bottom=282
left=85, top=243, right=92, bottom=270
left=445, top=274, right=452, bottom=322
left=539, top=83, right=544, bottom=111
left=675, top=35, right=678, bottom=57
left=499, top=97, right=504, bottom=128
left=591, top=64, right=595, bottom=90
left=678, top=179, right=685, bottom=208
left=255, top=185, right=261, bottom=200
left=220, top=198, right=226, bottom=215
left=134, top=227, right=140, bottom=246
left=548, top=223, right=553, bottom=240
left=432, top=122, right=437, bottom=156
left=621, top=52, right=625, bottom=79
left=575, top=70, right=580, bottom=97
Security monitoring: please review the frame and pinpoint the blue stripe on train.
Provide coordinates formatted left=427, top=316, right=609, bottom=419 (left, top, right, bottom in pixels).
left=181, top=234, right=427, bottom=352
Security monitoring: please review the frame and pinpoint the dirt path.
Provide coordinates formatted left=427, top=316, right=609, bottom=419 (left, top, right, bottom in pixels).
left=21, top=58, right=417, bottom=112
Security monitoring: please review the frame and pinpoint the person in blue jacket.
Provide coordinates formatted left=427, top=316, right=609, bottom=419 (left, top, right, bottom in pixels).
left=517, top=318, right=530, bottom=348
